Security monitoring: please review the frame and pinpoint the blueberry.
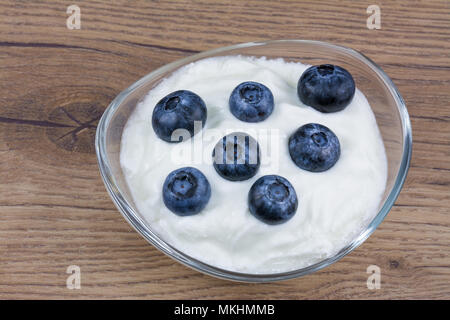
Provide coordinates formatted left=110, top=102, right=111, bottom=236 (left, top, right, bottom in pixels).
left=212, top=132, right=260, bottom=181
left=229, top=81, right=274, bottom=122
left=152, top=90, right=207, bottom=143
left=248, top=175, right=298, bottom=225
left=297, top=64, right=355, bottom=113
left=288, top=123, right=340, bottom=172
left=162, top=167, right=211, bottom=216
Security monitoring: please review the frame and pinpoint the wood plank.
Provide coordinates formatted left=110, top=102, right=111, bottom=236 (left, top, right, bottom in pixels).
left=0, top=0, right=449, bottom=299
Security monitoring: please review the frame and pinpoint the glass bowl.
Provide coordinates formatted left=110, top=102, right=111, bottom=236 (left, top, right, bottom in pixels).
left=95, top=40, right=412, bottom=282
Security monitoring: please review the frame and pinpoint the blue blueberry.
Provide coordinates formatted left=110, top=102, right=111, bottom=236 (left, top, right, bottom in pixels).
left=152, top=90, right=207, bottom=143
left=212, top=132, right=260, bottom=181
left=248, top=175, right=298, bottom=225
left=162, top=167, right=211, bottom=216
left=297, top=64, right=355, bottom=113
left=229, top=81, right=274, bottom=122
left=288, top=123, right=340, bottom=172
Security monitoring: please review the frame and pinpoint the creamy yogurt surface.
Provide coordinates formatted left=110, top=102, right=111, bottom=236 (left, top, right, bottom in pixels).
left=120, top=56, right=387, bottom=273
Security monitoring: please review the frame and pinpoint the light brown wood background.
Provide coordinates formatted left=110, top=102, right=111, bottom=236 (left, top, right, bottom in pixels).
left=0, top=0, right=449, bottom=299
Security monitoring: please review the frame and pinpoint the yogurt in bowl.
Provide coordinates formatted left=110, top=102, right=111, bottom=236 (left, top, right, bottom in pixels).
left=95, top=40, right=412, bottom=282
left=119, top=55, right=387, bottom=274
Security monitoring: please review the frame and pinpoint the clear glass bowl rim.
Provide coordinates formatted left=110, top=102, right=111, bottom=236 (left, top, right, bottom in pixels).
left=95, top=39, right=412, bottom=282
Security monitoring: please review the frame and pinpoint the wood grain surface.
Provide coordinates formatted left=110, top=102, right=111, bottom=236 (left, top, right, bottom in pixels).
left=0, top=0, right=449, bottom=299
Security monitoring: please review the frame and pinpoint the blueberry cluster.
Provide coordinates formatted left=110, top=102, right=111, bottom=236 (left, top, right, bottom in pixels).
left=152, top=64, right=355, bottom=225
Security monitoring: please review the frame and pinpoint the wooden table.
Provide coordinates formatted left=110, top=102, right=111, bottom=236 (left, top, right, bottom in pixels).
left=1, top=0, right=449, bottom=299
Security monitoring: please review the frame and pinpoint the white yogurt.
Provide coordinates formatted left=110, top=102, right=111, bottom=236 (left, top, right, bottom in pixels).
left=120, top=56, right=387, bottom=274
